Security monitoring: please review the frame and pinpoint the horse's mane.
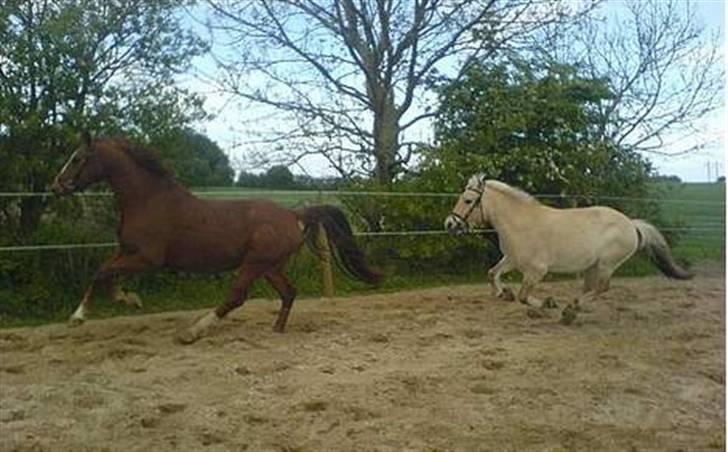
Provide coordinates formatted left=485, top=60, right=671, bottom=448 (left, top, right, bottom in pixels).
left=105, top=137, right=173, bottom=179
left=483, top=179, right=540, bottom=205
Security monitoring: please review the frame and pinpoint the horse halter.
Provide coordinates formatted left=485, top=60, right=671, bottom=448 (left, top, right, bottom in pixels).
left=450, top=186, right=485, bottom=228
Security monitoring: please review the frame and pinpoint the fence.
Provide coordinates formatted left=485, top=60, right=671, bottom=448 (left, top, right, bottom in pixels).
left=0, top=188, right=724, bottom=298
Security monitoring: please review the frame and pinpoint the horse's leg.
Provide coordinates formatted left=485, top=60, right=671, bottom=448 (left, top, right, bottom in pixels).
left=574, top=263, right=601, bottom=312
left=516, top=268, right=547, bottom=308
left=266, top=269, right=297, bottom=333
left=563, top=264, right=614, bottom=324
left=69, top=253, right=151, bottom=326
left=488, top=255, right=514, bottom=300
left=176, top=265, right=262, bottom=344
left=110, top=280, right=143, bottom=309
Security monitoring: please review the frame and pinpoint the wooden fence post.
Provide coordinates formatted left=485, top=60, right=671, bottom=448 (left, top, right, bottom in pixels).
left=317, top=223, right=335, bottom=297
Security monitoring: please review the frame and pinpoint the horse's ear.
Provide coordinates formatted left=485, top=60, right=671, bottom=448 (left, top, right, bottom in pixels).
left=477, top=173, right=487, bottom=185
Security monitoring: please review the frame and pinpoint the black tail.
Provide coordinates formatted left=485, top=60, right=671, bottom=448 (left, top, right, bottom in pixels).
left=633, top=219, right=694, bottom=280
left=299, top=205, right=382, bottom=285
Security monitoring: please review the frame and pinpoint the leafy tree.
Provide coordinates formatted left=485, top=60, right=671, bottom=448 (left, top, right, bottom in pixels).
left=424, top=59, right=653, bottom=205
left=262, top=166, right=295, bottom=189
left=151, top=129, right=234, bottom=187
left=343, top=58, right=660, bottom=270
left=0, top=0, right=207, bottom=239
left=236, top=171, right=262, bottom=188
left=236, top=165, right=297, bottom=189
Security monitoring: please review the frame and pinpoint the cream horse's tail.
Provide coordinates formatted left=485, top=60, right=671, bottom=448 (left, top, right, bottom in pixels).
left=632, top=219, right=694, bottom=280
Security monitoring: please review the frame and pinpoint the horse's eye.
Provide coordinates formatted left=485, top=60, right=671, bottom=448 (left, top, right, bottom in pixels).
left=464, top=199, right=473, bottom=205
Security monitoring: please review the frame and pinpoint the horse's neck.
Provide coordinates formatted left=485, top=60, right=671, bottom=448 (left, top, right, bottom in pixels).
left=486, top=188, right=542, bottom=235
left=106, top=159, right=185, bottom=211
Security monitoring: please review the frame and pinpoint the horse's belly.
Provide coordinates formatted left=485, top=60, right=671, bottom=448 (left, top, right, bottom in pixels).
left=164, top=237, right=244, bottom=273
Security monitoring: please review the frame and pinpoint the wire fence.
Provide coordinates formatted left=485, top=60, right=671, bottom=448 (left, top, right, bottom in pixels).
left=0, top=188, right=724, bottom=253
left=0, top=188, right=726, bottom=205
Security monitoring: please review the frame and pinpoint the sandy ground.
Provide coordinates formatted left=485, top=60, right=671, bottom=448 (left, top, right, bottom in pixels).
left=0, top=268, right=724, bottom=452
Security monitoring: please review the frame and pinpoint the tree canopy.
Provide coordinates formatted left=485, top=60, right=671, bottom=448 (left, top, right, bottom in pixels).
left=0, top=0, right=209, bottom=237
left=420, top=59, right=653, bottom=203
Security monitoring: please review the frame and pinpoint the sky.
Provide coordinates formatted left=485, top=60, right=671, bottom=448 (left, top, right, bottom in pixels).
left=181, top=0, right=726, bottom=183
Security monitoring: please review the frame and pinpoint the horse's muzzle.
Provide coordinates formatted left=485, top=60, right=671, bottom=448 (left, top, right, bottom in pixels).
left=444, top=215, right=468, bottom=235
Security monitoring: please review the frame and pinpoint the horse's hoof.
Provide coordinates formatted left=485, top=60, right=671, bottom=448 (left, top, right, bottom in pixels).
left=175, top=330, right=199, bottom=345
left=526, top=307, right=547, bottom=319
left=560, top=306, right=577, bottom=325
left=543, top=297, right=559, bottom=309
left=499, top=288, right=516, bottom=302
left=68, top=316, right=85, bottom=328
left=127, top=292, right=143, bottom=309
left=273, top=325, right=286, bottom=334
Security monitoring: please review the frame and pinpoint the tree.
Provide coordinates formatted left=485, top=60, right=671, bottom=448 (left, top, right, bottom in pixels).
left=235, top=165, right=296, bottom=188
left=529, top=0, right=724, bottom=156
left=262, top=165, right=296, bottom=189
left=151, top=129, right=235, bottom=186
left=422, top=58, right=653, bottom=204
left=236, top=171, right=262, bottom=188
left=0, top=0, right=207, bottom=238
left=206, top=0, right=596, bottom=185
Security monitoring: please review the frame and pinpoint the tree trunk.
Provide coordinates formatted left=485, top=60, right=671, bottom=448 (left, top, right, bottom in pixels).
left=372, top=98, right=399, bottom=187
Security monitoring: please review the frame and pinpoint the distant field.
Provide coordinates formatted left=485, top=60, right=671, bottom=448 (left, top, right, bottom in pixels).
left=191, top=187, right=344, bottom=207
left=656, top=182, right=725, bottom=261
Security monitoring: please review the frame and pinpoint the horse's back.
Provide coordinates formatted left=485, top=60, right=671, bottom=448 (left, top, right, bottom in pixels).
left=521, top=205, right=639, bottom=273
left=160, top=197, right=303, bottom=272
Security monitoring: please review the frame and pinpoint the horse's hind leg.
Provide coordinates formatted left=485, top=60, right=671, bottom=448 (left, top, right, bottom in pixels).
left=573, top=263, right=601, bottom=313
left=266, top=269, right=297, bottom=333
left=562, top=264, right=614, bottom=325
left=176, top=265, right=262, bottom=344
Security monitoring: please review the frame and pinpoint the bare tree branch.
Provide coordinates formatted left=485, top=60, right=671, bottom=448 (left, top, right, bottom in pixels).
left=205, top=0, right=593, bottom=182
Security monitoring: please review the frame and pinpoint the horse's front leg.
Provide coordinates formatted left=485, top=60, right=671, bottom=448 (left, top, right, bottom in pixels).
left=111, top=282, right=143, bottom=309
left=516, top=267, right=548, bottom=308
left=69, top=252, right=152, bottom=326
left=488, top=255, right=514, bottom=300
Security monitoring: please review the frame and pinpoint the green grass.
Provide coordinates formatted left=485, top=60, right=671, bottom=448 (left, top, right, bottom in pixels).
left=656, top=182, right=724, bottom=262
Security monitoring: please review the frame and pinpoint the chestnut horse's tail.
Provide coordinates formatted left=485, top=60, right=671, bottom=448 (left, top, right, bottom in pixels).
left=298, top=205, right=382, bottom=285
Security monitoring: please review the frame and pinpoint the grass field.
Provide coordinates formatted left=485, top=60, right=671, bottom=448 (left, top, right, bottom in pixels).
left=655, top=182, right=725, bottom=261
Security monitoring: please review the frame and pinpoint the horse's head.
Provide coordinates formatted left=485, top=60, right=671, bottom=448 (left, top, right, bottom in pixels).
left=51, top=131, right=106, bottom=196
left=445, top=174, right=488, bottom=235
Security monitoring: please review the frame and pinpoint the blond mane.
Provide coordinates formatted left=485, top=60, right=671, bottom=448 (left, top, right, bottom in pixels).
left=484, top=179, right=540, bottom=205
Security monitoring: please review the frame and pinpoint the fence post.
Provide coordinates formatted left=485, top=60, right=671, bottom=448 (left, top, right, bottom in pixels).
left=316, top=223, right=335, bottom=298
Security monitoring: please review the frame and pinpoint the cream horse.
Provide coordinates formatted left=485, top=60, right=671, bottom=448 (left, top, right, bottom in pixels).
left=444, top=175, right=693, bottom=324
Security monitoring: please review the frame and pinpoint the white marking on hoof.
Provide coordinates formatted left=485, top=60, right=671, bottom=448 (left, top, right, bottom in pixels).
left=125, top=292, right=143, bottom=309
left=68, top=305, right=86, bottom=327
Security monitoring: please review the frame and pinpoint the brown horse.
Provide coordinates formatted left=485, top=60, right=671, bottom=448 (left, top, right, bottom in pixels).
left=50, top=133, right=381, bottom=343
